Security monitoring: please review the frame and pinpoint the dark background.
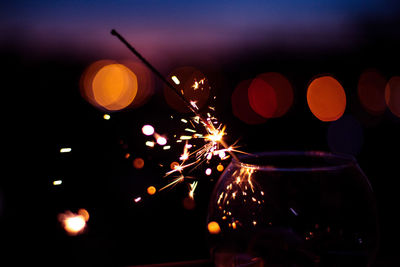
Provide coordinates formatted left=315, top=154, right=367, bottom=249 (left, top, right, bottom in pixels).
left=1, top=1, right=400, bottom=266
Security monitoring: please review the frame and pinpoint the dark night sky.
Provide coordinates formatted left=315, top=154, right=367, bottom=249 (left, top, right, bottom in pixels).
left=1, top=1, right=400, bottom=266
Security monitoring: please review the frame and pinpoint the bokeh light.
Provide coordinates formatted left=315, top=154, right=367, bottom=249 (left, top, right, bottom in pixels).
left=147, top=186, right=156, bottom=195
left=217, top=164, right=224, bottom=172
left=307, top=76, right=346, bottom=122
left=156, top=135, right=167, bottom=146
left=80, top=60, right=140, bottom=111
left=231, top=79, right=267, bottom=124
left=183, top=197, right=196, bottom=210
left=92, top=63, right=138, bottom=111
left=358, top=69, right=387, bottom=115
left=256, top=72, right=294, bottom=118
left=58, top=210, right=88, bottom=236
left=327, top=115, right=364, bottom=155
left=122, top=60, right=155, bottom=108
left=207, top=221, right=221, bottom=234
left=78, top=208, right=90, bottom=222
left=164, top=66, right=210, bottom=113
left=248, top=78, right=278, bottom=118
left=385, top=76, right=400, bottom=118
left=133, top=158, right=145, bottom=169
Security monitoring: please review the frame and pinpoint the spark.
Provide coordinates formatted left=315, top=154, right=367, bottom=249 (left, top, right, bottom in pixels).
left=181, top=118, right=188, bottom=123
left=165, top=161, right=199, bottom=176
left=145, top=141, right=155, bottom=147
left=103, top=114, right=111, bottom=120
left=189, top=181, right=198, bottom=199
left=205, top=125, right=226, bottom=142
left=184, top=128, right=196, bottom=133
left=134, top=197, right=142, bottom=203
left=179, top=135, right=192, bottom=140
left=290, top=207, right=299, bottom=216
left=190, top=101, right=199, bottom=110
left=171, top=75, right=180, bottom=85
left=159, top=175, right=186, bottom=191
left=60, top=148, right=71, bottom=153
left=163, top=145, right=171, bottom=150
left=53, top=180, right=62, bottom=186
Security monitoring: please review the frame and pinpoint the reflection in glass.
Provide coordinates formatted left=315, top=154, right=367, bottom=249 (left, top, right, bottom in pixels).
left=208, top=151, right=378, bottom=266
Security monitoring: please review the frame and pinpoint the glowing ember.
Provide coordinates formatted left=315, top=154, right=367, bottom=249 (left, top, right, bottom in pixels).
left=58, top=210, right=88, bottom=236
left=208, top=221, right=221, bottom=234
left=147, top=186, right=156, bottom=195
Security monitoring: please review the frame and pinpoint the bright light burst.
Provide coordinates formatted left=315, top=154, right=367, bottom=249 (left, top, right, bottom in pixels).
left=58, top=210, right=89, bottom=236
left=132, top=75, right=247, bottom=205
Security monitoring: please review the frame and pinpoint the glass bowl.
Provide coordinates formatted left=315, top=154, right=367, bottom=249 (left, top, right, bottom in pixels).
left=207, top=151, right=379, bottom=266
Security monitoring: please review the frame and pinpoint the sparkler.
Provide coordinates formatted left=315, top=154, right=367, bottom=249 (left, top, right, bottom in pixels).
left=111, top=29, right=238, bottom=159
left=111, top=29, right=246, bottom=200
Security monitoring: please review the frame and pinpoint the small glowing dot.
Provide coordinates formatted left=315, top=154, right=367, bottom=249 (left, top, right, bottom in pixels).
left=53, top=180, right=62, bottom=186
left=171, top=75, right=180, bottom=85
left=163, top=145, right=171, bottom=150
left=145, top=141, right=155, bottom=147
left=60, top=148, right=71, bottom=153
left=125, top=153, right=130, bottom=159
left=134, top=197, right=142, bottom=203
left=142, top=125, right=155, bottom=136
left=156, top=136, right=167, bottom=145
left=205, top=168, right=212, bottom=175
left=217, top=164, right=224, bottom=172
left=208, top=221, right=221, bottom=234
left=147, top=186, right=156, bottom=195
left=103, top=114, right=111, bottom=120
left=232, top=222, right=237, bottom=229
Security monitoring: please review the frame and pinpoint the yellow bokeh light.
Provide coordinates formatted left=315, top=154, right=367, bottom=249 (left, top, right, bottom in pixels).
left=92, top=63, right=138, bottom=111
left=208, top=221, right=221, bottom=234
left=147, top=186, right=156, bottom=195
left=217, top=164, right=224, bottom=172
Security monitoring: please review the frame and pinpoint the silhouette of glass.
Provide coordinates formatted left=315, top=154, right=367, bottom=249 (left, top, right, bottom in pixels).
left=208, top=151, right=378, bottom=266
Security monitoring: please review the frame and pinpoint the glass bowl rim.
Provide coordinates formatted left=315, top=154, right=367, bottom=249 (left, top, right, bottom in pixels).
left=232, top=151, right=357, bottom=172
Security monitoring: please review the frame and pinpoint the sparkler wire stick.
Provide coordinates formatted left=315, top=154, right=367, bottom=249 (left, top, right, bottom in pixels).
left=111, top=29, right=197, bottom=115
left=111, top=29, right=239, bottom=162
